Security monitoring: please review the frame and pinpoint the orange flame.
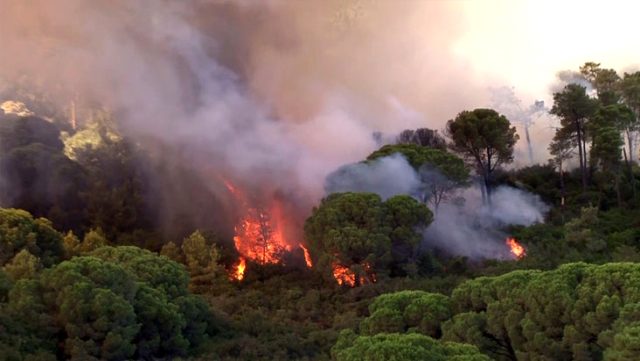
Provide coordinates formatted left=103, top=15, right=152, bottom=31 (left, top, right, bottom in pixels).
left=230, top=257, right=246, bottom=281
left=223, top=179, right=294, bottom=280
left=332, top=262, right=376, bottom=287
left=506, top=237, right=526, bottom=259
left=300, top=244, right=313, bottom=268
left=332, top=263, right=356, bottom=287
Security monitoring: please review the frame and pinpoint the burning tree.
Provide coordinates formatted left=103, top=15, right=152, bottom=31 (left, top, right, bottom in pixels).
left=223, top=179, right=310, bottom=281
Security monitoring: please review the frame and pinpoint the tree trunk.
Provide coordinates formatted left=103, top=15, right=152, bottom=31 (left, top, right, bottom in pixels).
left=624, top=148, right=636, bottom=201
left=485, top=149, right=492, bottom=207
left=576, top=121, right=587, bottom=192
left=524, top=125, right=533, bottom=164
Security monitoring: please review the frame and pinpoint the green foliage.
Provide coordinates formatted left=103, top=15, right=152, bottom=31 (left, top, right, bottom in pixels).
left=0, top=208, right=63, bottom=267
left=2, top=247, right=215, bottom=360
left=332, top=331, right=492, bottom=361
left=367, top=144, right=470, bottom=210
left=0, top=117, right=89, bottom=231
left=75, top=135, right=151, bottom=241
left=441, top=262, right=640, bottom=361
left=181, top=231, right=223, bottom=291
left=446, top=108, right=518, bottom=201
left=3, top=249, right=41, bottom=281
left=305, top=192, right=433, bottom=281
left=360, top=290, right=451, bottom=338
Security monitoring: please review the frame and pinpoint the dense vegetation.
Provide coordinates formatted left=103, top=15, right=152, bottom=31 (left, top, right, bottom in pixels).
left=2, top=61, right=640, bottom=360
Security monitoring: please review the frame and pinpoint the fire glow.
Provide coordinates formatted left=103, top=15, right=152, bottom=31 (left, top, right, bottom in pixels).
left=231, top=257, right=246, bottom=281
left=224, top=179, right=312, bottom=281
left=332, top=262, right=376, bottom=287
left=300, top=244, right=313, bottom=268
left=506, top=237, right=526, bottom=259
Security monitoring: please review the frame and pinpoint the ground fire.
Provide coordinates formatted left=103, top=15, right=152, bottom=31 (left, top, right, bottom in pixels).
left=506, top=237, right=526, bottom=259
left=332, top=262, right=376, bottom=287
left=224, top=179, right=312, bottom=281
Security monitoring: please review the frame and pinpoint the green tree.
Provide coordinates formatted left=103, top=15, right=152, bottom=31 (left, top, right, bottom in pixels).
left=181, top=230, right=222, bottom=291
left=550, top=84, right=599, bottom=191
left=304, top=192, right=432, bottom=282
left=367, top=144, right=470, bottom=212
left=446, top=109, right=518, bottom=204
left=548, top=128, right=574, bottom=207
left=620, top=71, right=640, bottom=162
left=590, top=120, right=624, bottom=205
left=332, top=331, right=492, bottom=361
left=0, top=208, right=63, bottom=267
left=3, top=249, right=41, bottom=281
left=4, top=247, right=216, bottom=360
left=439, top=262, right=640, bottom=361
left=0, top=117, right=89, bottom=231
left=579, top=62, right=621, bottom=105
left=360, top=291, right=452, bottom=338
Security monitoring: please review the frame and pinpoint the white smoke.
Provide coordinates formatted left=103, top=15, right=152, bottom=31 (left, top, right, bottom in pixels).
left=324, top=154, right=421, bottom=200
left=425, top=185, right=549, bottom=259
left=324, top=155, right=549, bottom=259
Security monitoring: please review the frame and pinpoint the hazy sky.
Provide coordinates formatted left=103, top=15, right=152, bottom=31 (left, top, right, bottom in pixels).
left=1, top=0, right=639, bottom=173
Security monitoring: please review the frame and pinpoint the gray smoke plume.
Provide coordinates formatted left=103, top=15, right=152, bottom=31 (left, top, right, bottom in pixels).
left=325, top=154, right=421, bottom=200
left=325, top=155, right=549, bottom=259
left=424, top=185, right=549, bottom=259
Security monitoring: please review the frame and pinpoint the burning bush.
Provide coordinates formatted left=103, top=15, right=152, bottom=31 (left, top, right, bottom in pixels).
left=304, top=192, right=433, bottom=286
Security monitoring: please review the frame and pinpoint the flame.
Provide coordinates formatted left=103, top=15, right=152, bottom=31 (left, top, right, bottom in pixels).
left=300, top=244, right=313, bottom=268
left=332, top=262, right=376, bottom=287
left=332, top=263, right=356, bottom=287
left=506, top=237, right=526, bottom=259
left=223, top=178, right=297, bottom=280
left=230, top=257, right=246, bottom=281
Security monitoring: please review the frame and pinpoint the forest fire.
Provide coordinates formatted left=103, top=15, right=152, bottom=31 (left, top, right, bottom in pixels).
left=230, top=257, right=246, bottom=281
left=300, top=244, right=313, bottom=268
left=506, top=237, right=526, bottom=259
left=332, top=262, right=376, bottom=287
left=223, top=179, right=312, bottom=280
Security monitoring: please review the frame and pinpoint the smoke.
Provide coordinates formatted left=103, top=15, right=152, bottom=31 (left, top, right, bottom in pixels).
left=424, top=185, right=549, bottom=259
left=0, top=0, right=633, bottom=240
left=324, top=154, right=549, bottom=259
left=0, top=0, right=492, bottom=237
left=325, top=154, right=421, bottom=200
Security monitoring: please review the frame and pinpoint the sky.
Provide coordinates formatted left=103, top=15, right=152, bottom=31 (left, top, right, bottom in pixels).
left=0, top=0, right=639, bottom=187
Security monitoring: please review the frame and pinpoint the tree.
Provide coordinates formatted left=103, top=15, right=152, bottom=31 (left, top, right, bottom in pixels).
left=332, top=331, right=491, bottom=361
left=366, top=144, right=469, bottom=212
left=0, top=208, right=63, bottom=267
left=304, top=192, right=433, bottom=282
left=181, top=230, right=222, bottom=291
left=490, top=86, right=547, bottom=164
left=438, top=262, right=640, bottom=361
left=3, top=249, right=41, bottom=281
left=360, top=291, right=452, bottom=338
left=4, top=246, right=216, bottom=360
left=620, top=71, right=640, bottom=163
left=548, top=128, right=574, bottom=207
left=579, top=62, right=621, bottom=105
left=0, top=116, right=89, bottom=231
left=446, top=108, right=518, bottom=204
left=590, top=109, right=625, bottom=205
left=550, top=84, right=599, bottom=191
left=396, top=128, right=447, bottom=150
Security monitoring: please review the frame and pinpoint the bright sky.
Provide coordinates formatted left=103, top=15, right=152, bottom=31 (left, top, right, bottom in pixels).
left=453, top=0, right=640, bottom=100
